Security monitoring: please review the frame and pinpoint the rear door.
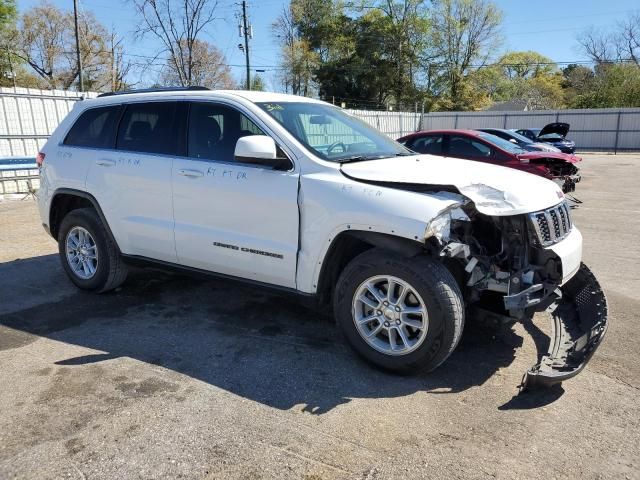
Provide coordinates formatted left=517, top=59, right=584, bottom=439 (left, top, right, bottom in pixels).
left=171, top=101, right=299, bottom=288
left=85, top=101, right=184, bottom=262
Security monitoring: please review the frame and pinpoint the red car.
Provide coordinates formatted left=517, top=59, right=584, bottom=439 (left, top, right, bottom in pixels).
left=397, top=129, right=581, bottom=193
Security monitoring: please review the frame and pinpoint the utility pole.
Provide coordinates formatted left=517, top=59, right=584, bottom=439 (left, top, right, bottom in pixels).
left=241, top=0, right=250, bottom=90
left=73, top=0, right=84, bottom=92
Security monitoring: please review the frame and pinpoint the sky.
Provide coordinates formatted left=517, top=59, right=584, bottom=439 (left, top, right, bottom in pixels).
left=16, top=0, right=640, bottom=91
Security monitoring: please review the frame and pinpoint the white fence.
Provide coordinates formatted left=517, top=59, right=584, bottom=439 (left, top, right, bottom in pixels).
left=0, top=87, right=98, bottom=157
left=1, top=88, right=639, bottom=156
left=348, top=107, right=640, bottom=152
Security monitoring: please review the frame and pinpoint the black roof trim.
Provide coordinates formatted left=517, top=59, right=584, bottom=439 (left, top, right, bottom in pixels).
left=97, top=86, right=210, bottom=98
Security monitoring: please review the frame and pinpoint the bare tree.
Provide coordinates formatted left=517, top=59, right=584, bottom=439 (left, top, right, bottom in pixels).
left=15, top=1, right=115, bottom=90
left=578, top=12, right=640, bottom=66
left=272, top=5, right=318, bottom=95
left=160, top=39, right=234, bottom=88
left=132, top=0, right=220, bottom=86
left=108, top=30, right=133, bottom=91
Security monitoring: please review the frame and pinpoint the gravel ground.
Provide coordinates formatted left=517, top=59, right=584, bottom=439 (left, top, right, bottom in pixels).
left=0, top=154, right=638, bottom=480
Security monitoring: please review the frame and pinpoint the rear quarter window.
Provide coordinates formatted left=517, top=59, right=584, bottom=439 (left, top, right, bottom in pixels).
left=63, top=106, right=122, bottom=148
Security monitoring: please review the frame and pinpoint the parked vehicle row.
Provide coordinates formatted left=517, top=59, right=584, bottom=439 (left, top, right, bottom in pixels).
left=36, top=88, right=606, bottom=389
left=397, top=125, right=581, bottom=193
left=516, top=123, right=576, bottom=153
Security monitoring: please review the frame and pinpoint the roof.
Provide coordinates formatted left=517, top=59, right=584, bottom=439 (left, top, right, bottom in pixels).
left=83, top=89, right=327, bottom=107
left=398, top=129, right=482, bottom=140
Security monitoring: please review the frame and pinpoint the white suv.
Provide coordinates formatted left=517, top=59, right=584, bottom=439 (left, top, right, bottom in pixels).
left=36, top=88, right=608, bottom=388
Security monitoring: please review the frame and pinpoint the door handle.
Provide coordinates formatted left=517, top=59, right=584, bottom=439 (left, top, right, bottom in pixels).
left=177, top=169, right=204, bottom=178
left=96, top=158, right=116, bottom=167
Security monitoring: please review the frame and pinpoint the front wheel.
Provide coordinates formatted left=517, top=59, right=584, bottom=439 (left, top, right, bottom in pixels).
left=333, top=249, right=464, bottom=374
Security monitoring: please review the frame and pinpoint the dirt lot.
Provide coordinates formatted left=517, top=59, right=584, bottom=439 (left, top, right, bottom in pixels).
left=0, top=154, right=638, bottom=480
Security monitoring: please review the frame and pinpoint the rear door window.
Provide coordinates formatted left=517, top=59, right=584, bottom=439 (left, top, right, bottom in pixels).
left=64, top=106, right=121, bottom=148
left=116, top=102, right=181, bottom=155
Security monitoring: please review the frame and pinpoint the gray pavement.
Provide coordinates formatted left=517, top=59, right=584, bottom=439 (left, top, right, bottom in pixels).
left=0, top=154, right=638, bottom=480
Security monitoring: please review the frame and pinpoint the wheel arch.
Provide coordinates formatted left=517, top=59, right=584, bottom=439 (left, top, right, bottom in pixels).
left=49, top=188, right=120, bottom=251
left=315, top=230, right=427, bottom=305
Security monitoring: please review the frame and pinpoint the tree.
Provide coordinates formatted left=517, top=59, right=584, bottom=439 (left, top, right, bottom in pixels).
left=367, top=0, right=430, bottom=107
left=241, top=74, right=265, bottom=91
left=577, top=12, right=640, bottom=65
left=427, top=0, right=502, bottom=110
left=14, top=1, right=115, bottom=90
left=470, top=51, right=565, bottom=110
left=0, top=0, right=17, bottom=85
left=132, top=0, right=221, bottom=87
left=272, top=4, right=318, bottom=95
left=565, top=63, right=640, bottom=108
left=160, top=39, right=234, bottom=88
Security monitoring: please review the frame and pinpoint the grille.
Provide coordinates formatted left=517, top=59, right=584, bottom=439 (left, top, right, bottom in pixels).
left=529, top=202, right=572, bottom=246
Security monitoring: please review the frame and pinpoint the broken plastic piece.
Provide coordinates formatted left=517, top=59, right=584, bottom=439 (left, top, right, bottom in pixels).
left=521, top=264, right=608, bottom=389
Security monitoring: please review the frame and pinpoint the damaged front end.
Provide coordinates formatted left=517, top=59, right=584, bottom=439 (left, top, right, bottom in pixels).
left=426, top=197, right=608, bottom=389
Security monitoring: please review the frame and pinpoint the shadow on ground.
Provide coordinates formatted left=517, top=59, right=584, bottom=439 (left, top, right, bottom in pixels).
left=0, top=254, right=559, bottom=413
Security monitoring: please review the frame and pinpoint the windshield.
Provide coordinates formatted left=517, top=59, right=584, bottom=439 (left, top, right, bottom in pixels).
left=477, top=133, right=528, bottom=154
left=256, top=102, right=411, bottom=162
left=539, top=133, right=565, bottom=140
left=503, top=130, right=534, bottom=144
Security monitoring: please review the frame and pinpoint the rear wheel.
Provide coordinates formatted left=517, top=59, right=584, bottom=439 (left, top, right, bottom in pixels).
left=333, top=249, right=464, bottom=373
left=58, top=208, right=127, bottom=292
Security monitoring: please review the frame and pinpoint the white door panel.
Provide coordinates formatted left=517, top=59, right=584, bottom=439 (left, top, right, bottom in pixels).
left=86, top=151, right=176, bottom=262
left=172, top=159, right=299, bottom=287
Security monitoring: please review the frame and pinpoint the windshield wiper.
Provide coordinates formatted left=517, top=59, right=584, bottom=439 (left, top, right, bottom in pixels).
left=336, top=152, right=412, bottom=164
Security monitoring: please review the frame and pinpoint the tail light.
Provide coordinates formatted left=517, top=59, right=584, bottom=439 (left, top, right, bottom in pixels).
left=36, top=152, right=45, bottom=167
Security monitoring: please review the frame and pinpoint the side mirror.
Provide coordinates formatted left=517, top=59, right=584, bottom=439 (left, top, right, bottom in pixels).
left=509, top=138, right=518, bottom=144
left=234, top=135, right=291, bottom=170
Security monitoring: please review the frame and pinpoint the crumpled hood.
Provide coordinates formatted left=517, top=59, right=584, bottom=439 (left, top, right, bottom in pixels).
left=340, top=154, right=565, bottom=216
left=518, top=151, right=581, bottom=163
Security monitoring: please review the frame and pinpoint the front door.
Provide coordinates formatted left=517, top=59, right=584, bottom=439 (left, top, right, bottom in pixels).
left=172, top=101, right=300, bottom=288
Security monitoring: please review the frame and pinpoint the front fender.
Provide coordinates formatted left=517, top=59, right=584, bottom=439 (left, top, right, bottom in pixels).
left=296, top=171, right=464, bottom=293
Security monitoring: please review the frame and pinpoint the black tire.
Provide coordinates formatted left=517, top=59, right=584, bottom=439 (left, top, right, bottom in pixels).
left=58, top=208, right=127, bottom=293
left=333, top=248, right=464, bottom=374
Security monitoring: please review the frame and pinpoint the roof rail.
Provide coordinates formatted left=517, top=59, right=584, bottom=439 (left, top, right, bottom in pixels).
left=97, top=86, right=210, bottom=98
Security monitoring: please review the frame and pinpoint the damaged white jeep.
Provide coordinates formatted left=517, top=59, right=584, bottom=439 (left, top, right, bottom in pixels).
left=37, top=89, right=608, bottom=388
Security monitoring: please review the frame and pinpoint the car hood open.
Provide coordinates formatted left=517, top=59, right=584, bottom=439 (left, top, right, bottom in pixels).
left=340, top=155, right=565, bottom=216
left=539, top=122, right=570, bottom=139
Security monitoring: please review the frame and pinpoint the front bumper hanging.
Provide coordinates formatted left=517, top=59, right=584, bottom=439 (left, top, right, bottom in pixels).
left=521, top=263, right=608, bottom=389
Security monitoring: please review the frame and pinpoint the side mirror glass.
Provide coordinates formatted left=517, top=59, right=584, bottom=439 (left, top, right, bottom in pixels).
left=234, top=135, right=292, bottom=170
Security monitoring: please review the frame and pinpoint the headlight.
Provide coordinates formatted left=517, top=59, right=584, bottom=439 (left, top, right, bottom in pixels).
left=424, top=206, right=469, bottom=243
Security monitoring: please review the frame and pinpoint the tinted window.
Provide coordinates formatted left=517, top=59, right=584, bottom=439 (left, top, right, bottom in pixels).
left=116, top=102, right=180, bottom=155
left=410, top=135, right=443, bottom=155
left=448, top=136, right=493, bottom=158
left=187, top=102, right=265, bottom=161
left=477, top=133, right=527, bottom=154
left=64, top=106, right=121, bottom=148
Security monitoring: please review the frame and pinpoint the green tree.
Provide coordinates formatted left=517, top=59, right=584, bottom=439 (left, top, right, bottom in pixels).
left=567, top=63, right=640, bottom=108
left=427, top=0, right=503, bottom=110
left=0, top=0, right=17, bottom=85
